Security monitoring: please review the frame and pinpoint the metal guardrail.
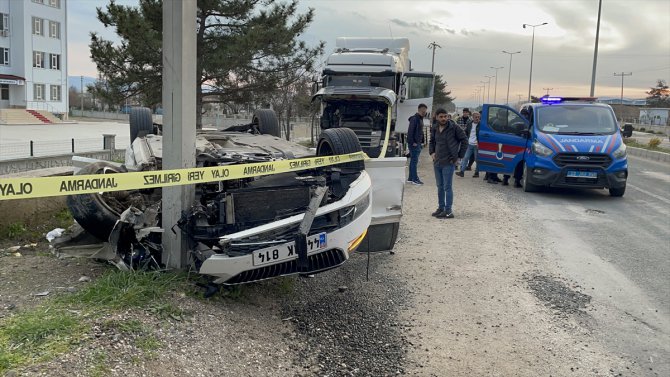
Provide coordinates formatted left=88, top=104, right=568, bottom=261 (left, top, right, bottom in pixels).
left=0, top=136, right=130, bottom=161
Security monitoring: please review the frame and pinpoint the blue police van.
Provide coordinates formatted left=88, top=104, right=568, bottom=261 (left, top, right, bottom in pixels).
left=476, top=97, right=628, bottom=197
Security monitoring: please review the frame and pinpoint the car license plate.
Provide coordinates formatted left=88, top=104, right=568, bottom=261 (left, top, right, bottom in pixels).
left=252, top=232, right=327, bottom=266
left=567, top=170, right=597, bottom=178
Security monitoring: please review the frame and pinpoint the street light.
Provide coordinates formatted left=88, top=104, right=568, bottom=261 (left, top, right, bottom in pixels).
left=478, top=85, right=486, bottom=107
left=523, top=22, right=548, bottom=101
left=490, top=66, right=504, bottom=104
left=502, top=50, right=521, bottom=105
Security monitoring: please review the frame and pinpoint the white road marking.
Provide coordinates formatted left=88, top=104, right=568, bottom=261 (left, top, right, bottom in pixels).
left=628, top=183, right=670, bottom=205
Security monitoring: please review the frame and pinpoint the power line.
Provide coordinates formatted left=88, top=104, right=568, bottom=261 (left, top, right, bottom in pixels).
left=614, top=72, right=633, bottom=104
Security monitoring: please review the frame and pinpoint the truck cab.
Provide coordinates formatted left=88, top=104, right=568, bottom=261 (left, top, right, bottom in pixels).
left=477, top=97, right=628, bottom=197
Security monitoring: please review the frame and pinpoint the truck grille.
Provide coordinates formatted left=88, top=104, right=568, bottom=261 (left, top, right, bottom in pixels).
left=553, top=153, right=612, bottom=168
left=224, top=249, right=346, bottom=284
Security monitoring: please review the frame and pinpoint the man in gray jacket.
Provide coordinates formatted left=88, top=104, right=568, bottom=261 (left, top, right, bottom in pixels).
left=429, top=108, right=468, bottom=218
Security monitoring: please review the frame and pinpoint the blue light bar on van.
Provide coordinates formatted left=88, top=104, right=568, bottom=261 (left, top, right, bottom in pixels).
left=541, top=96, right=563, bottom=103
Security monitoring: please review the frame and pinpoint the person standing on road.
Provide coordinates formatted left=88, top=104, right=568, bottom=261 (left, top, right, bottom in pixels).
left=456, top=112, right=481, bottom=178
left=429, top=108, right=468, bottom=219
left=407, top=103, right=428, bottom=185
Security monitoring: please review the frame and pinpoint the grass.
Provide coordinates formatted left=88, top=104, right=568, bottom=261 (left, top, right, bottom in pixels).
left=0, top=308, right=86, bottom=373
left=0, top=269, right=188, bottom=373
left=624, top=138, right=670, bottom=154
left=0, top=223, right=28, bottom=240
left=0, top=209, right=73, bottom=242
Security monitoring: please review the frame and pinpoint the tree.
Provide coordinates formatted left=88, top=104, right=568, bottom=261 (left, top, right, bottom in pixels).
left=68, top=86, right=80, bottom=110
left=89, top=0, right=324, bottom=127
left=433, top=74, right=455, bottom=112
left=645, top=80, right=670, bottom=107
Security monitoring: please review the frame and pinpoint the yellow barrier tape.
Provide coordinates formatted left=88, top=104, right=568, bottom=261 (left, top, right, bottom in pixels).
left=0, top=152, right=366, bottom=201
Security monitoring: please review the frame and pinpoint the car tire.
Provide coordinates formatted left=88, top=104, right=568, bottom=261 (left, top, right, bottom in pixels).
left=522, top=163, right=540, bottom=192
left=317, top=128, right=365, bottom=171
left=66, top=162, right=127, bottom=241
left=357, top=222, right=400, bottom=252
left=609, top=185, right=625, bottom=197
left=130, top=107, right=154, bottom=143
left=253, top=109, right=281, bottom=137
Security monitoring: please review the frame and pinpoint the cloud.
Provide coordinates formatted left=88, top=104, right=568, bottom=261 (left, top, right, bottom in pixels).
left=389, top=18, right=455, bottom=34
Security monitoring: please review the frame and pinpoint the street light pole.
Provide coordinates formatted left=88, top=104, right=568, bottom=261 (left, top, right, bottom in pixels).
left=502, top=50, right=521, bottom=105
left=428, top=41, right=442, bottom=72
left=614, top=72, right=632, bottom=104
left=543, top=87, right=554, bottom=96
left=490, top=66, right=504, bottom=104
left=484, top=75, right=494, bottom=103
left=479, top=85, right=486, bottom=106
left=523, top=22, right=548, bottom=102
left=80, top=75, right=84, bottom=111
left=590, top=0, right=603, bottom=96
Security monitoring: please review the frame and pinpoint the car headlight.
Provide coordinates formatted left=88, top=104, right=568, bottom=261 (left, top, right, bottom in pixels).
left=612, top=143, right=627, bottom=159
left=532, top=140, right=553, bottom=157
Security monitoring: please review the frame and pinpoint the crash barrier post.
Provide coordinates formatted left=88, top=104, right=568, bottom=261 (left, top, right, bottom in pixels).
left=0, top=151, right=367, bottom=201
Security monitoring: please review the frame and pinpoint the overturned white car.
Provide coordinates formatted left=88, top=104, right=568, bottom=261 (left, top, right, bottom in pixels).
left=66, top=108, right=377, bottom=285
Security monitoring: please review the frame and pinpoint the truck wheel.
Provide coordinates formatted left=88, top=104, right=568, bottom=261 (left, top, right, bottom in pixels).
left=253, top=109, right=281, bottom=137
left=66, top=162, right=128, bottom=241
left=130, top=107, right=154, bottom=143
left=317, top=128, right=365, bottom=171
left=522, top=164, right=540, bottom=192
left=609, top=185, right=625, bottom=197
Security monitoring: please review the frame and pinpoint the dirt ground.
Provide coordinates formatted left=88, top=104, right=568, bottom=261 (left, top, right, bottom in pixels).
left=0, top=152, right=655, bottom=376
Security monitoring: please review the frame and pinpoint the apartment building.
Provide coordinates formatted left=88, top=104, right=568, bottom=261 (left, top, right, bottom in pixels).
left=0, top=0, right=67, bottom=115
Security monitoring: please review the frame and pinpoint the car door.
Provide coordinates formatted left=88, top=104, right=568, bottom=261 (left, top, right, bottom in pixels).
left=396, top=72, right=434, bottom=134
left=477, top=105, right=529, bottom=175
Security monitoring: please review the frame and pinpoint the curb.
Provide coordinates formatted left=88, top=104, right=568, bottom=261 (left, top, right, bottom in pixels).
left=627, top=146, right=670, bottom=163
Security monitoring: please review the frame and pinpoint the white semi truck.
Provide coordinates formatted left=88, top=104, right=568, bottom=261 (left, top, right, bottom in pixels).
left=312, top=37, right=434, bottom=252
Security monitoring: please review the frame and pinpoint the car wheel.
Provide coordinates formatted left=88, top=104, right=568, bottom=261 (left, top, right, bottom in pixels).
left=609, top=185, right=625, bottom=197
left=253, top=109, right=281, bottom=137
left=357, top=222, right=400, bottom=252
left=522, top=163, right=540, bottom=192
left=66, top=162, right=130, bottom=241
left=317, top=128, right=365, bottom=171
left=130, top=107, right=154, bottom=143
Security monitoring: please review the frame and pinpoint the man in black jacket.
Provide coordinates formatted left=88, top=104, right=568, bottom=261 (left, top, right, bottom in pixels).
left=407, top=103, right=428, bottom=185
left=429, top=108, right=468, bottom=218
left=456, top=111, right=481, bottom=178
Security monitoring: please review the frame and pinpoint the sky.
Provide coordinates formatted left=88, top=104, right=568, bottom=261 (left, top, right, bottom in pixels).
left=68, top=0, right=670, bottom=107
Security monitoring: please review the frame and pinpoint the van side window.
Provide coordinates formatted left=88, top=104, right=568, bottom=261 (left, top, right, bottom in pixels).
left=488, top=107, right=527, bottom=134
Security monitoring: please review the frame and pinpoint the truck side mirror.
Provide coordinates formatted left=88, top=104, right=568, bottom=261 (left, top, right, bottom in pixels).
left=399, top=85, right=407, bottom=102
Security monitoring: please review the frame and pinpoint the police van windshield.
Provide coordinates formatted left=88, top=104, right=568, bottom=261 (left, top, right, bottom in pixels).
left=535, top=105, right=618, bottom=135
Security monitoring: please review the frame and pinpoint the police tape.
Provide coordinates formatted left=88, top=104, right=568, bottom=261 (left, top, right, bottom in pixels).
left=0, top=152, right=366, bottom=201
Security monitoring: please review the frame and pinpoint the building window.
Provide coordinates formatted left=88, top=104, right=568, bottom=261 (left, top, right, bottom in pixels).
left=50, top=53, right=60, bottom=70
left=49, top=0, right=60, bottom=8
left=33, top=51, right=45, bottom=68
left=32, top=0, right=45, bottom=4
left=32, top=17, right=44, bottom=36
left=0, top=48, right=8, bottom=66
left=1, top=84, right=8, bottom=101
left=34, top=84, right=46, bottom=101
left=50, top=85, right=61, bottom=101
left=49, top=21, right=60, bottom=39
left=0, top=13, right=9, bottom=36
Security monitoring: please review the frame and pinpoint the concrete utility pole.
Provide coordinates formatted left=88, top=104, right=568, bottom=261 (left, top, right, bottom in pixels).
left=523, top=22, right=548, bottom=102
left=490, top=66, right=504, bottom=104
left=517, top=94, right=524, bottom=104
left=590, top=0, right=603, bottom=97
left=614, top=72, right=632, bottom=105
left=428, top=41, right=442, bottom=72
left=543, top=87, right=554, bottom=95
left=162, top=0, right=197, bottom=269
left=502, top=50, right=521, bottom=105
left=484, top=75, right=494, bottom=103
left=80, top=75, right=84, bottom=111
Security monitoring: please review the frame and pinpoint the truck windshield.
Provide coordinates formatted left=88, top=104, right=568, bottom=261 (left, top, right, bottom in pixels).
left=535, top=105, right=618, bottom=134
left=326, top=75, right=395, bottom=90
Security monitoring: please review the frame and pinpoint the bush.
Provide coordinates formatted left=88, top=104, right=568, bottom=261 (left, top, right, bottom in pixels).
left=640, top=127, right=646, bottom=132
left=648, top=137, right=662, bottom=148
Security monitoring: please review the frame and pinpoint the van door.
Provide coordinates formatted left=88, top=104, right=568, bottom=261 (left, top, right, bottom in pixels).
left=396, top=72, right=434, bottom=134
left=477, top=105, right=530, bottom=175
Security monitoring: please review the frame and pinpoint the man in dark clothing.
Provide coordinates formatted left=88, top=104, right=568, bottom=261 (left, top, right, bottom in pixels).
left=456, top=111, right=481, bottom=178
left=429, top=108, right=468, bottom=219
left=457, top=108, right=475, bottom=170
left=407, top=103, right=427, bottom=185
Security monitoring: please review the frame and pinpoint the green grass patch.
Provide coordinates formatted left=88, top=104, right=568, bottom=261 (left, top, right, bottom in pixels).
left=0, top=307, right=86, bottom=373
left=53, top=209, right=74, bottom=229
left=0, top=222, right=28, bottom=240
left=89, top=351, right=111, bottom=377
left=59, top=270, right=187, bottom=311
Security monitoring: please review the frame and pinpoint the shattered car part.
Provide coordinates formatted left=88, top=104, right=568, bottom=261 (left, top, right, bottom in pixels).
left=66, top=108, right=372, bottom=284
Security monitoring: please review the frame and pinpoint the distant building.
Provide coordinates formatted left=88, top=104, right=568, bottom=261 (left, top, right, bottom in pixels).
left=639, top=108, right=670, bottom=126
left=0, top=0, right=67, bottom=115
left=597, top=97, right=647, bottom=106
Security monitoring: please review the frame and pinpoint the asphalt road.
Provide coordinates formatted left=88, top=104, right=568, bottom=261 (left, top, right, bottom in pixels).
left=513, top=155, right=670, bottom=375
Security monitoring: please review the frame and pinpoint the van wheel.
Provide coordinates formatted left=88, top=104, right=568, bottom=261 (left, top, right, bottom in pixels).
left=130, top=107, right=154, bottom=143
left=317, top=128, right=365, bottom=171
left=522, top=164, right=540, bottom=192
left=253, top=109, right=281, bottom=137
left=609, top=185, right=625, bottom=197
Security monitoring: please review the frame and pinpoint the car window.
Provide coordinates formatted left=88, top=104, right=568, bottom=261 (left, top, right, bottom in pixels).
left=535, top=105, right=617, bottom=134
left=487, top=107, right=527, bottom=135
